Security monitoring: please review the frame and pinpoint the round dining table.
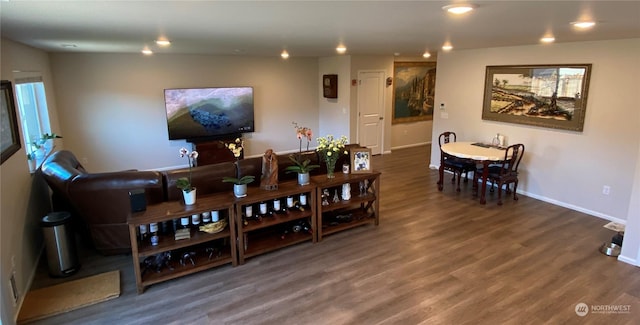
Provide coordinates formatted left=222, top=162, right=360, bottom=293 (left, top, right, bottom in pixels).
left=439, top=142, right=510, bottom=204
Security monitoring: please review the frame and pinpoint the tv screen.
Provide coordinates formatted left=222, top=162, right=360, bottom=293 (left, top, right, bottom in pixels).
left=164, top=87, right=254, bottom=140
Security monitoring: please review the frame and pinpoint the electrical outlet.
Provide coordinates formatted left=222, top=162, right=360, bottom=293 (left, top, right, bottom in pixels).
left=9, top=272, right=18, bottom=305
left=602, top=185, right=611, bottom=195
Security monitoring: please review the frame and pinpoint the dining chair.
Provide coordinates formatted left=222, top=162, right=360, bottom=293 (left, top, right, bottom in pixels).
left=438, top=131, right=476, bottom=192
left=473, top=143, right=525, bottom=205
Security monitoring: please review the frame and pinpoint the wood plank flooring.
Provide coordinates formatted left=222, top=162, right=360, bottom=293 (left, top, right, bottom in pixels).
left=26, top=145, right=639, bottom=325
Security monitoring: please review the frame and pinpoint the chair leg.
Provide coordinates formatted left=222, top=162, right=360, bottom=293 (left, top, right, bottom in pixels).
left=513, top=180, right=519, bottom=201
left=456, top=172, right=462, bottom=192
left=497, top=181, right=503, bottom=205
left=472, top=173, right=478, bottom=196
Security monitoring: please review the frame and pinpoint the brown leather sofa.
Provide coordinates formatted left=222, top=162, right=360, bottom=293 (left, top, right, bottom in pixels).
left=41, top=146, right=359, bottom=255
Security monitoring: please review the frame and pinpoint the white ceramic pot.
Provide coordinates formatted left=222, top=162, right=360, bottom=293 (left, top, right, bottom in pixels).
left=234, top=184, right=247, bottom=198
left=297, top=172, right=310, bottom=186
left=183, top=188, right=197, bottom=205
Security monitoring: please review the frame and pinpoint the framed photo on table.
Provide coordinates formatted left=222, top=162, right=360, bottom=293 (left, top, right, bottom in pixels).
left=1, top=80, right=21, bottom=164
left=350, top=148, right=372, bottom=174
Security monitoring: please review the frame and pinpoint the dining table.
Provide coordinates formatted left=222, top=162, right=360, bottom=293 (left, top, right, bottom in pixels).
left=439, top=141, right=510, bottom=204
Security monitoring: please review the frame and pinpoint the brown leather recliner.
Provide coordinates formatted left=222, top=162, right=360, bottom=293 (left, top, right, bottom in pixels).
left=42, top=150, right=164, bottom=255
left=67, top=171, right=165, bottom=255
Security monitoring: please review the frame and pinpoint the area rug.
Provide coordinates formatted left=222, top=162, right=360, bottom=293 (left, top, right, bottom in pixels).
left=17, top=270, right=120, bottom=324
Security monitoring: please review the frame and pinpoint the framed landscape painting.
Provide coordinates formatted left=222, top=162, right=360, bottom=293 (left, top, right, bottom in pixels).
left=482, top=64, right=592, bottom=131
left=1, top=80, right=21, bottom=164
left=392, top=62, right=436, bottom=124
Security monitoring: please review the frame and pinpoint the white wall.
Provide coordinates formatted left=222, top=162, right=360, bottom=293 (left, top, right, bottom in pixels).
left=49, top=53, right=319, bottom=172
left=0, top=38, right=62, bottom=325
left=431, top=38, right=640, bottom=224
left=619, top=139, right=640, bottom=265
left=318, top=56, right=351, bottom=141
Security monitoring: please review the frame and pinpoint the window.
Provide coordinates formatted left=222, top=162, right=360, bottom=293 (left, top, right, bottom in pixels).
left=14, top=77, right=53, bottom=171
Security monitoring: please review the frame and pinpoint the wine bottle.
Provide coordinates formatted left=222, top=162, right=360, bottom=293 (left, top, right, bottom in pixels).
left=298, top=193, right=310, bottom=211
left=201, top=211, right=211, bottom=224
left=139, top=224, right=149, bottom=242
left=286, top=196, right=294, bottom=210
left=179, top=216, right=190, bottom=229
left=258, top=201, right=272, bottom=218
left=243, top=205, right=254, bottom=225
left=191, top=213, right=201, bottom=229
left=273, top=198, right=285, bottom=214
left=149, top=222, right=159, bottom=246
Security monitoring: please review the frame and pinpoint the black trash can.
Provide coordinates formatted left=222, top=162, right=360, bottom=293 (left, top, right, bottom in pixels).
left=41, top=212, right=80, bottom=277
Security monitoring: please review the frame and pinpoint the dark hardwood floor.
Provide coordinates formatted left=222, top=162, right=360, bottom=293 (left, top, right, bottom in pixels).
left=26, top=145, right=639, bottom=325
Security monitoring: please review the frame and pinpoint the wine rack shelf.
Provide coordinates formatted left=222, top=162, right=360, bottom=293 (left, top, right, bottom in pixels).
left=128, top=172, right=380, bottom=293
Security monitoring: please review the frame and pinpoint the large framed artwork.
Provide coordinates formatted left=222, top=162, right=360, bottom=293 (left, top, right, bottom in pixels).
left=482, top=64, right=592, bottom=131
left=1, top=80, right=21, bottom=164
left=392, top=62, right=437, bottom=124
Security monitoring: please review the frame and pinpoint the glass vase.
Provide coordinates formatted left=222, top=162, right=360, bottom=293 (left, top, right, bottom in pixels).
left=326, top=159, right=337, bottom=178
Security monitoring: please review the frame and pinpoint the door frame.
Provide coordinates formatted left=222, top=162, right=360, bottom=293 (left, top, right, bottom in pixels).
left=356, top=69, right=386, bottom=155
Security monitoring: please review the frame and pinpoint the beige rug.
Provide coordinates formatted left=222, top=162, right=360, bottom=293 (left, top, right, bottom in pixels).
left=17, top=270, right=120, bottom=324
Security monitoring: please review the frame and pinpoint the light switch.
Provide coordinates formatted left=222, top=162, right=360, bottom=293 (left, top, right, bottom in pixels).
left=441, top=112, right=449, bottom=119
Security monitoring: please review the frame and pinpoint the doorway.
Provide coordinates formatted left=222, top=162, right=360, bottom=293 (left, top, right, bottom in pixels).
left=357, top=70, right=385, bottom=155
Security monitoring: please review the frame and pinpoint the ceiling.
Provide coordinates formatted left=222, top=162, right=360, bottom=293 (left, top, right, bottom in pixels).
left=1, top=1, right=639, bottom=58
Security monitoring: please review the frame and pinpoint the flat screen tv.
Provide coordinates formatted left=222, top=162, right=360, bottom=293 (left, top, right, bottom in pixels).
left=164, top=87, right=254, bottom=141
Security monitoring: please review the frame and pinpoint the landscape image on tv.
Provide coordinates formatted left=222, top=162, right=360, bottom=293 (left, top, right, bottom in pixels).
left=165, top=87, right=254, bottom=140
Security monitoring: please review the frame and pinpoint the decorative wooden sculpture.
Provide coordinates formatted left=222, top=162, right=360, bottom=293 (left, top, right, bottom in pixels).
left=261, top=149, right=278, bottom=190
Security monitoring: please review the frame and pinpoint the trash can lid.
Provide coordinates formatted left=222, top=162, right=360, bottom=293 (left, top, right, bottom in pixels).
left=41, top=212, right=72, bottom=227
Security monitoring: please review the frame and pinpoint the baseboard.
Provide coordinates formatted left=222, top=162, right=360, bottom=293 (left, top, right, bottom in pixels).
left=430, top=163, right=625, bottom=225
left=617, top=255, right=639, bottom=266
left=16, top=243, right=44, bottom=324
left=390, top=141, right=431, bottom=151
left=521, top=190, right=626, bottom=225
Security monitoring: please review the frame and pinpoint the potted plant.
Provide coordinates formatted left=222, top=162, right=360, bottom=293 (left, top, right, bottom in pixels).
left=177, top=147, right=199, bottom=205
left=286, top=122, right=319, bottom=185
left=27, top=133, right=63, bottom=171
left=316, top=134, right=348, bottom=178
left=221, top=138, right=255, bottom=197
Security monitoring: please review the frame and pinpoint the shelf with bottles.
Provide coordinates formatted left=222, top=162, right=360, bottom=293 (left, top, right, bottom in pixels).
left=242, top=218, right=313, bottom=260
left=135, top=212, right=232, bottom=257
left=139, top=240, right=233, bottom=287
left=239, top=194, right=313, bottom=232
left=234, top=181, right=316, bottom=264
left=128, top=193, right=236, bottom=293
left=312, top=171, right=381, bottom=241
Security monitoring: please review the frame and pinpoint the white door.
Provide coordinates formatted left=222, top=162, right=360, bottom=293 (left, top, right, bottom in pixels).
left=357, top=71, right=385, bottom=155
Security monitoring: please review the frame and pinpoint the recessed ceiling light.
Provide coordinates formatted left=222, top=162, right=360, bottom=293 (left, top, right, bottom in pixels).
left=336, top=45, right=347, bottom=54
left=281, top=50, right=289, bottom=59
left=423, top=52, right=431, bottom=58
left=155, top=39, right=171, bottom=47
left=141, top=48, right=153, bottom=55
left=571, top=21, right=596, bottom=29
left=442, top=44, right=453, bottom=51
left=540, top=36, right=555, bottom=43
left=442, top=4, right=475, bottom=15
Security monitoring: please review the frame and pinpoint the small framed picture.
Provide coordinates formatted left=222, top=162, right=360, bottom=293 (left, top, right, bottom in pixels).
left=350, top=148, right=372, bottom=174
